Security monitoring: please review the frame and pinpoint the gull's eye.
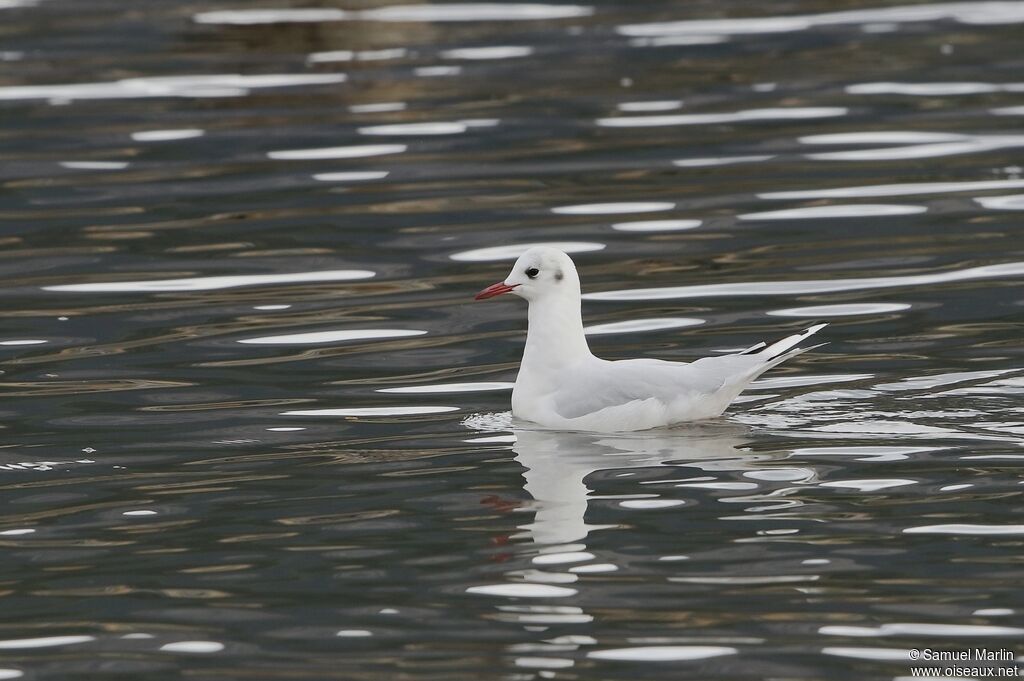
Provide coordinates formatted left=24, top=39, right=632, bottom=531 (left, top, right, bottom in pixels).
left=525, top=267, right=539, bottom=279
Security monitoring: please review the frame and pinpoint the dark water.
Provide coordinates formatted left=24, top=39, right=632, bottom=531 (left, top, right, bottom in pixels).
left=2, top=1, right=1023, bottom=679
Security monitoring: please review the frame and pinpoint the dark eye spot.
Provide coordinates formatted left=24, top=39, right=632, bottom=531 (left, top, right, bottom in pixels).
left=525, top=267, right=539, bottom=278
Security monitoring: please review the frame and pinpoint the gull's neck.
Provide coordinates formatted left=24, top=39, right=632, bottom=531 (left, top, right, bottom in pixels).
left=522, top=293, right=592, bottom=371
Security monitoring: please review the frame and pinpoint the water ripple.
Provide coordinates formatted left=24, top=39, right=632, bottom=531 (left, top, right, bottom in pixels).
left=618, top=100, right=683, bottom=112
left=194, top=9, right=350, bottom=24
left=239, top=329, right=425, bottom=345
left=673, top=155, right=774, bottom=167
left=377, top=382, right=512, bottom=394
left=308, top=49, right=408, bottom=63
left=159, top=641, right=225, bottom=653
left=268, top=144, right=406, bottom=160
left=904, top=524, right=1024, bottom=535
left=131, top=129, right=205, bottom=142
left=768, top=303, right=911, bottom=317
left=584, top=262, right=1024, bottom=301
left=976, top=194, right=1024, bottom=210
left=618, top=2, right=1024, bottom=38
left=283, top=407, right=459, bottom=417
left=807, top=135, right=1024, bottom=161
left=0, top=74, right=347, bottom=102
left=612, top=219, right=701, bottom=232
left=598, top=107, right=847, bottom=128
left=313, top=171, right=390, bottom=182
left=761, top=178, right=1024, bottom=199
left=820, top=623, right=1024, bottom=637
left=552, top=202, right=674, bottom=215
left=466, top=584, right=577, bottom=598
left=847, top=82, right=1024, bottom=95
left=43, top=270, right=375, bottom=293
left=740, top=204, right=925, bottom=220
left=359, top=3, right=593, bottom=22
left=589, top=646, right=737, bottom=661
left=0, top=636, right=95, bottom=650
left=359, top=121, right=494, bottom=136
left=196, top=4, right=594, bottom=24
left=440, top=46, right=534, bottom=60
left=583, top=318, right=704, bottom=335
left=451, top=242, right=605, bottom=261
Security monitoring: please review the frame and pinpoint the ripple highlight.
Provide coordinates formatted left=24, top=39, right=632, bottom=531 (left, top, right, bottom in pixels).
left=239, top=329, right=425, bottom=345
left=904, top=524, right=1024, bottom=535
left=44, top=270, right=375, bottom=293
left=269, top=144, right=406, bottom=160
left=584, top=262, right=1024, bottom=301
left=598, top=107, right=846, bottom=128
left=612, top=219, right=701, bottom=232
left=761, top=178, right=1024, bottom=200
left=0, top=74, right=347, bottom=102
left=283, top=407, right=459, bottom=417
left=378, top=382, right=513, bottom=394
left=451, top=242, right=605, bottom=261
left=553, top=202, right=674, bottom=215
left=589, top=646, right=737, bottom=661
left=584, top=318, right=704, bottom=335
left=768, top=303, right=910, bottom=317
left=740, top=204, right=925, bottom=220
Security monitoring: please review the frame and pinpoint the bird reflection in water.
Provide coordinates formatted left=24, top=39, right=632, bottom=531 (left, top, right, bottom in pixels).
left=509, top=421, right=757, bottom=548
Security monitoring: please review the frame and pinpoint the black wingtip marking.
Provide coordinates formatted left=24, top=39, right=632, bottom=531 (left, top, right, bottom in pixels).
left=765, top=324, right=828, bottom=361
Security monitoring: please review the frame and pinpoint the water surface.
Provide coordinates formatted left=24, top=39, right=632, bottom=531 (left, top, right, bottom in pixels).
left=1, top=0, right=1022, bottom=679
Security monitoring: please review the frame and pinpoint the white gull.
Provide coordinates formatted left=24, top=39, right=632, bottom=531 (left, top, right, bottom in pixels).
left=475, top=247, right=824, bottom=432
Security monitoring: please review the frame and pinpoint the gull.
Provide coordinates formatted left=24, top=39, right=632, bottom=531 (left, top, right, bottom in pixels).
left=475, top=247, right=825, bottom=432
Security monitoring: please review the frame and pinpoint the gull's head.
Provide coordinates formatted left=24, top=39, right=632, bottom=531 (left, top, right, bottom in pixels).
left=475, top=247, right=581, bottom=303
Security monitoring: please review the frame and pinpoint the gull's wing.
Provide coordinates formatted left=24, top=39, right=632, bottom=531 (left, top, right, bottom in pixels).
left=550, top=324, right=826, bottom=421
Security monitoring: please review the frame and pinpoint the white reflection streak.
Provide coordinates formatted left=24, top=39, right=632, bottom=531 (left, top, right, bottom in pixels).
left=195, top=9, right=349, bottom=23
left=43, top=270, right=375, bottom=293
left=284, top=406, right=459, bottom=417
left=440, top=46, right=534, bottom=59
left=0, top=635, right=95, bottom=649
left=760, top=178, right=1024, bottom=199
left=131, top=129, right=204, bottom=142
left=807, top=136, right=1024, bottom=161
left=584, top=262, right=1024, bottom=301
left=358, top=121, right=475, bottom=136
left=583, top=318, right=704, bottom=335
left=309, top=49, right=408, bottom=63
left=0, top=74, right=347, bottom=101
left=820, top=622, right=1024, bottom=636
left=847, top=82, right=1024, bottom=95
left=740, top=204, right=925, bottom=220
left=768, top=302, right=911, bottom=317
left=618, top=1, right=1024, bottom=38
left=450, top=242, right=605, bottom=262
left=977, top=194, right=1024, bottom=210
left=196, top=4, right=593, bottom=24
left=589, top=646, right=738, bottom=661
left=268, top=144, right=406, bottom=160
left=598, top=107, right=847, bottom=128
left=239, top=329, right=424, bottom=345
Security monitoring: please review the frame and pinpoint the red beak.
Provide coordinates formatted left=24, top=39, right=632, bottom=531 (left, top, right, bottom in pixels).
left=475, top=281, right=518, bottom=300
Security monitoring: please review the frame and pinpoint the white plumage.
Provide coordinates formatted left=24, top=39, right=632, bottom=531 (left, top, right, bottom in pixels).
left=475, top=247, right=825, bottom=432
